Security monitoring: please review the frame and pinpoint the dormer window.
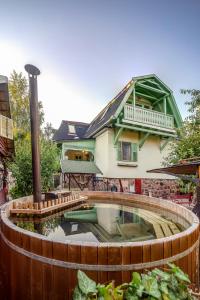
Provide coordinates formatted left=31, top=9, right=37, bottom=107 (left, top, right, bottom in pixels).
left=68, top=124, right=76, bottom=134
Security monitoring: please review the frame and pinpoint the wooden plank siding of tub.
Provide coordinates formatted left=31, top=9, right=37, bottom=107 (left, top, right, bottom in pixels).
left=42, top=240, right=54, bottom=300
left=0, top=222, right=11, bottom=300
left=30, top=236, right=43, bottom=299
left=192, top=228, right=199, bottom=287
left=97, top=246, right=108, bottom=283
left=187, top=232, right=193, bottom=281
left=107, top=246, right=122, bottom=284
left=67, top=244, right=81, bottom=299
left=52, top=242, right=68, bottom=300
left=122, top=246, right=131, bottom=283
left=131, top=245, right=143, bottom=274
left=151, top=242, right=164, bottom=271
left=9, top=228, right=24, bottom=300
left=163, top=239, right=172, bottom=274
left=179, top=235, right=188, bottom=275
left=81, top=245, right=98, bottom=282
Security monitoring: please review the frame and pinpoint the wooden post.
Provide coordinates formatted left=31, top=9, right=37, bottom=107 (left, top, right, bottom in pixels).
left=163, top=97, right=167, bottom=115
left=132, top=88, right=135, bottom=107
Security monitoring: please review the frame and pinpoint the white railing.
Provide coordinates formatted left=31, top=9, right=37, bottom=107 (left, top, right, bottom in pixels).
left=0, top=115, right=13, bottom=139
left=124, top=105, right=174, bottom=130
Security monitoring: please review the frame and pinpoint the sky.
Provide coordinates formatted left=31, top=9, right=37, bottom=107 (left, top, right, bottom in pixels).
left=0, top=0, right=200, bottom=128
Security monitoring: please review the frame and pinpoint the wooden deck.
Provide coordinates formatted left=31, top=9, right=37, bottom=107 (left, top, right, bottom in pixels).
left=10, top=192, right=87, bottom=215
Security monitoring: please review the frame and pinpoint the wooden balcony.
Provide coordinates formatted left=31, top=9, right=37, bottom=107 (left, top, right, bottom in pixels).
left=124, top=105, right=174, bottom=132
left=0, top=114, right=13, bottom=139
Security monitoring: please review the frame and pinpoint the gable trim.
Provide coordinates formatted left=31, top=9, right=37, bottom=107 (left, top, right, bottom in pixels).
left=113, top=81, right=135, bottom=120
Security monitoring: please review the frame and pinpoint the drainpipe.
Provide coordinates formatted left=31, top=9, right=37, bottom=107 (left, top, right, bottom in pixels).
left=25, top=64, right=42, bottom=203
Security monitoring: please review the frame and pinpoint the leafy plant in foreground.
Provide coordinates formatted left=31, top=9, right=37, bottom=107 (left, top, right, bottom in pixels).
left=73, top=263, right=197, bottom=299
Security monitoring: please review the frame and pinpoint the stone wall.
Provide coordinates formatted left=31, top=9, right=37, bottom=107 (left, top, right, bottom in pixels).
left=62, top=175, right=179, bottom=199
left=90, top=177, right=179, bottom=199
left=141, top=178, right=179, bottom=199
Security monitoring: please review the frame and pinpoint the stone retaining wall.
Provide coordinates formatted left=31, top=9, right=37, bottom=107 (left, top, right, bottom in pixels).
left=63, top=175, right=179, bottom=199
left=141, top=178, right=179, bottom=199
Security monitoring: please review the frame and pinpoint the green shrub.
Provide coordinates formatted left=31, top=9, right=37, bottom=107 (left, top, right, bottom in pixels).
left=73, top=263, right=197, bottom=299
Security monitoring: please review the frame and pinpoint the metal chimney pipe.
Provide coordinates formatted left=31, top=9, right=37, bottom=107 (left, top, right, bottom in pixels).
left=25, top=64, right=42, bottom=203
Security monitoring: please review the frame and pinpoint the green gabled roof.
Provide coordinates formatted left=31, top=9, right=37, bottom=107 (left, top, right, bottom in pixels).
left=54, top=74, right=182, bottom=141
left=114, top=74, right=182, bottom=128
left=61, top=159, right=102, bottom=174
left=84, top=74, right=182, bottom=138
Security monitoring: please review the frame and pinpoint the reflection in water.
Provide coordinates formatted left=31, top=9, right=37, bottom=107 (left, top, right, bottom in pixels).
left=12, top=203, right=187, bottom=243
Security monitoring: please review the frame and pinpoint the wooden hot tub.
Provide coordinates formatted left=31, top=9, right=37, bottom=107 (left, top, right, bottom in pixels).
left=0, top=191, right=199, bottom=299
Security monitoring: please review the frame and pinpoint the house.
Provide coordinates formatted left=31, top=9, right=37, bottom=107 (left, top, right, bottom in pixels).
left=53, top=74, right=182, bottom=197
left=0, top=75, right=14, bottom=203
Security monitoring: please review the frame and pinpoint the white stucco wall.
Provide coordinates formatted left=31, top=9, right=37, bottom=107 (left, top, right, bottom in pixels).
left=95, top=130, right=110, bottom=176
left=95, top=128, right=173, bottom=179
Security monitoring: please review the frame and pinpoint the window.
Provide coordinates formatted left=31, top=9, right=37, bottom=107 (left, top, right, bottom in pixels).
left=117, top=142, right=138, bottom=162
left=68, top=124, right=76, bottom=134
left=122, top=142, right=131, bottom=161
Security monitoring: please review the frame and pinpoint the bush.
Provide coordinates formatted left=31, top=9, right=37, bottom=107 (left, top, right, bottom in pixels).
left=73, top=263, right=197, bottom=299
left=9, top=139, right=60, bottom=198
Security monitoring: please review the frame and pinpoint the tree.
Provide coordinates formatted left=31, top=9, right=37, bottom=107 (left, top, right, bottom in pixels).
left=9, top=70, right=44, bottom=140
left=9, top=139, right=60, bottom=198
left=43, top=122, right=56, bottom=141
left=165, top=89, right=200, bottom=165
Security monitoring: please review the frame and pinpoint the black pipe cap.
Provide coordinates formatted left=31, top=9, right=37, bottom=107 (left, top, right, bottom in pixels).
left=25, top=64, right=40, bottom=76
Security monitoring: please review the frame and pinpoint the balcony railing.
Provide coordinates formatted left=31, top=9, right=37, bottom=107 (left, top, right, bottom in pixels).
left=0, top=115, right=13, bottom=139
left=124, top=105, right=174, bottom=130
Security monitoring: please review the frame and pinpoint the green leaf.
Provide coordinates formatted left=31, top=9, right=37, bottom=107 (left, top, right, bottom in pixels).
left=159, top=281, right=168, bottom=295
left=170, top=274, right=179, bottom=291
left=113, top=286, right=124, bottom=300
left=151, top=268, right=171, bottom=282
left=97, top=284, right=106, bottom=296
left=73, top=286, right=86, bottom=300
left=162, top=293, right=170, bottom=300
left=135, top=284, right=144, bottom=297
left=124, top=289, right=139, bottom=300
left=142, top=274, right=161, bottom=299
left=168, top=289, right=181, bottom=300
left=132, top=272, right=141, bottom=286
left=168, top=263, right=191, bottom=283
left=77, top=270, right=97, bottom=295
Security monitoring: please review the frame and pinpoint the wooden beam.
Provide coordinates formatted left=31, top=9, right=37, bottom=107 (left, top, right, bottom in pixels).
left=158, top=103, right=163, bottom=112
left=167, top=95, right=182, bottom=128
left=163, top=97, right=167, bottom=115
left=132, top=88, right=136, bottom=106
left=145, top=80, right=161, bottom=88
left=114, top=82, right=135, bottom=118
left=139, top=133, right=150, bottom=150
left=114, top=127, right=123, bottom=145
left=116, top=123, right=176, bottom=138
left=135, top=91, right=157, bottom=101
left=160, top=137, right=173, bottom=152
left=136, top=82, right=167, bottom=94
left=153, top=96, right=164, bottom=107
